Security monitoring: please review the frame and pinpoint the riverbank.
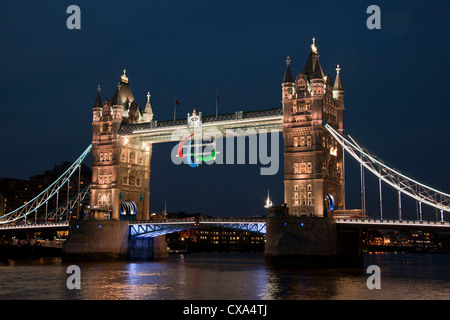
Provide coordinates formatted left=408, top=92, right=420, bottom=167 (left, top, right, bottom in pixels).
left=0, top=244, right=62, bottom=259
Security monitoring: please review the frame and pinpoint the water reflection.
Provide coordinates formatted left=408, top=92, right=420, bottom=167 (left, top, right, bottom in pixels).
left=260, top=266, right=367, bottom=300
left=0, top=252, right=449, bottom=299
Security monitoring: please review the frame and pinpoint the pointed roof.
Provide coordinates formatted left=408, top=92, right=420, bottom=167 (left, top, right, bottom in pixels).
left=111, top=69, right=136, bottom=107
left=283, top=56, right=294, bottom=83
left=312, top=59, right=324, bottom=80
left=93, top=85, right=102, bottom=108
left=302, top=37, right=324, bottom=81
left=145, top=92, right=153, bottom=114
left=333, top=65, right=344, bottom=91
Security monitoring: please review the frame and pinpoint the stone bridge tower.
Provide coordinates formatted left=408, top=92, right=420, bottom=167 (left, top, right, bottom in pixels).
left=91, top=70, right=153, bottom=221
left=281, top=38, right=345, bottom=217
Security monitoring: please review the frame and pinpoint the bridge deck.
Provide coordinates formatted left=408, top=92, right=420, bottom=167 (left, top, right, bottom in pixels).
left=129, top=218, right=267, bottom=238
left=1, top=218, right=449, bottom=233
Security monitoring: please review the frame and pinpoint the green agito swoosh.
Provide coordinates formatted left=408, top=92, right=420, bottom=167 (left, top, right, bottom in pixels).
left=191, top=148, right=216, bottom=162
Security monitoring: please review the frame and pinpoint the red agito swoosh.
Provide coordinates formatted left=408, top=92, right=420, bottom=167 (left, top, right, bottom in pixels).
left=177, top=134, right=194, bottom=158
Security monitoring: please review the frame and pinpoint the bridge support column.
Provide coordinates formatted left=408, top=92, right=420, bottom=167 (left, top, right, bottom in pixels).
left=63, top=220, right=129, bottom=261
left=264, top=215, right=362, bottom=268
left=128, top=236, right=168, bottom=261
left=63, top=220, right=168, bottom=261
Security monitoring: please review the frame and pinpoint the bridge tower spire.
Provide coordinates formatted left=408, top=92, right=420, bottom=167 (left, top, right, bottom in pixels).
left=281, top=38, right=345, bottom=217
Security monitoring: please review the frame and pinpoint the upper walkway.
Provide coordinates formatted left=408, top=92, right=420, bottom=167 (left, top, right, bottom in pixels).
left=118, top=108, right=284, bottom=143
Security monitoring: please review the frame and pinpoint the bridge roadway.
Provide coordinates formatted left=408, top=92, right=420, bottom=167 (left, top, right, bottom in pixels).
left=129, top=217, right=268, bottom=238
left=0, top=217, right=449, bottom=235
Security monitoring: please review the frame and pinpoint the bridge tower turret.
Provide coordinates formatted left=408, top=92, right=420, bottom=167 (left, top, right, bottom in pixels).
left=282, top=38, right=345, bottom=218
left=90, top=70, right=151, bottom=221
left=333, top=65, right=345, bottom=134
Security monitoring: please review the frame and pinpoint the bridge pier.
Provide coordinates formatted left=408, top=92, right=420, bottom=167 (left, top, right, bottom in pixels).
left=62, top=220, right=167, bottom=261
left=265, top=212, right=362, bottom=268
left=128, top=236, right=167, bottom=261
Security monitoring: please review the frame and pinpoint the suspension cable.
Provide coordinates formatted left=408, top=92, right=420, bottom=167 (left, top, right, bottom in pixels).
left=324, top=122, right=450, bottom=213
left=0, top=145, right=92, bottom=224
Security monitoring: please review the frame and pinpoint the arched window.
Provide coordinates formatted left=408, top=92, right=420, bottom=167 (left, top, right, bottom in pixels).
left=129, top=152, right=136, bottom=164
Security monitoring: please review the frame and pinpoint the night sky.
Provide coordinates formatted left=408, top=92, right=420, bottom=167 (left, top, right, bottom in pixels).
left=1, top=1, right=449, bottom=219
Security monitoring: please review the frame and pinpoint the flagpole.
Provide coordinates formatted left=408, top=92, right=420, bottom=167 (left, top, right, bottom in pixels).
left=216, top=91, right=218, bottom=118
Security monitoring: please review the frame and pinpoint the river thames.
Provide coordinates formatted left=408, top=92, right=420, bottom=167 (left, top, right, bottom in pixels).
left=0, top=252, right=449, bottom=300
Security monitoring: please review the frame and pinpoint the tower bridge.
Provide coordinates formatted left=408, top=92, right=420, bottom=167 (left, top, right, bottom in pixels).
left=1, top=38, right=449, bottom=266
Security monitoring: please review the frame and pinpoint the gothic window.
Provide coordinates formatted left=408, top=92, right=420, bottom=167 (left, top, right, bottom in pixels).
left=138, top=154, right=143, bottom=165
left=121, top=152, right=126, bottom=162
left=293, top=137, right=298, bottom=147
left=97, top=193, right=103, bottom=205
left=99, top=174, right=103, bottom=184
left=297, top=79, right=306, bottom=92
left=123, top=176, right=128, bottom=185
left=298, top=102, right=305, bottom=112
left=300, top=136, right=305, bottom=147
left=300, top=187, right=306, bottom=205
left=307, top=162, right=312, bottom=174
left=300, top=163, right=306, bottom=174
left=129, top=175, right=135, bottom=186
left=307, top=136, right=312, bottom=146
left=129, top=152, right=136, bottom=164
left=307, top=192, right=312, bottom=205
left=109, top=152, right=113, bottom=161
left=294, top=185, right=299, bottom=191
left=294, top=163, right=300, bottom=174
left=99, top=153, right=103, bottom=161
left=136, top=178, right=141, bottom=187
left=307, top=184, right=312, bottom=191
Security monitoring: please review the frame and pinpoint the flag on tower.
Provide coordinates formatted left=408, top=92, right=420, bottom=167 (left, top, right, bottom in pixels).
left=174, top=97, right=180, bottom=121
left=215, top=92, right=220, bottom=117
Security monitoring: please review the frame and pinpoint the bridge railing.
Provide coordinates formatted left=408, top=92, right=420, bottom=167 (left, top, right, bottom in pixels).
left=0, top=222, right=69, bottom=230
left=336, top=218, right=450, bottom=227
left=132, top=217, right=267, bottom=225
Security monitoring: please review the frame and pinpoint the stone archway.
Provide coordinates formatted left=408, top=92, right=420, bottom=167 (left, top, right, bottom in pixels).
left=120, top=200, right=137, bottom=220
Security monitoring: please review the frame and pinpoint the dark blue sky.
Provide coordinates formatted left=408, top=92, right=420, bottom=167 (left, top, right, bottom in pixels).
left=1, top=1, right=449, bottom=219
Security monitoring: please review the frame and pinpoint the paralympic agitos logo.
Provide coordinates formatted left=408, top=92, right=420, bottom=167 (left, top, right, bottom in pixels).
left=171, top=127, right=280, bottom=175
left=177, top=133, right=216, bottom=168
